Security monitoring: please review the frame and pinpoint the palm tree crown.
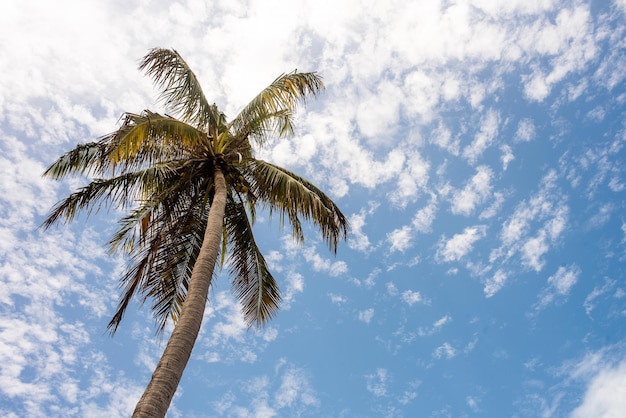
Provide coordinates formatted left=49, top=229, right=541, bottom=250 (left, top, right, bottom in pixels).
left=43, top=48, right=348, bottom=417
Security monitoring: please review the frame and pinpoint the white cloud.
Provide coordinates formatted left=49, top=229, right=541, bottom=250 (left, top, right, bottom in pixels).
left=274, top=367, right=319, bottom=410
left=430, top=122, right=460, bottom=155
left=214, top=360, right=319, bottom=417
left=398, top=389, right=418, bottom=405
left=569, top=348, right=626, bottom=418
left=387, top=226, right=414, bottom=253
left=386, top=282, right=399, bottom=297
left=515, top=118, right=537, bottom=142
left=402, top=290, right=423, bottom=307
left=205, top=292, right=248, bottom=345
left=479, top=192, right=505, bottom=220
left=522, top=231, right=550, bottom=272
left=471, top=0, right=558, bottom=17
left=433, top=342, right=457, bottom=360
left=584, top=279, right=617, bottom=316
left=419, top=315, right=452, bottom=336
left=463, top=109, right=500, bottom=163
left=535, top=265, right=581, bottom=311
left=364, top=268, right=380, bottom=288
left=389, top=151, right=430, bottom=206
left=520, top=5, right=597, bottom=102
left=570, top=359, right=626, bottom=418
left=586, top=203, right=614, bottom=229
left=282, top=272, right=305, bottom=309
left=484, top=270, right=508, bottom=298
left=467, top=395, right=480, bottom=412
left=265, top=250, right=284, bottom=273
left=329, top=261, right=349, bottom=276
left=450, top=166, right=494, bottom=215
left=365, top=368, right=390, bottom=397
left=356, top=80, right=403, bottom=141
left=412, top=194, right=438, bottom=233
left=301, top=246, right=348, bottom=277
left=492, top=170, right=568, bottom=271
left=501, top=144, right=515, bottom=170
left=348, top=210, right=373, bottom=252
left=548, top=265, right=580, bottom=295
left=358, top=309, right=375, bottom=325
left=328, top=293, right=348, bottom=305
left=403, top=70, right=443, bottom=122
left=438, top=226, right=487, bottom=262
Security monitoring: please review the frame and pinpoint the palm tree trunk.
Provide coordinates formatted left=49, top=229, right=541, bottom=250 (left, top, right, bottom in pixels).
left=132, top=168, right=227, bottom=418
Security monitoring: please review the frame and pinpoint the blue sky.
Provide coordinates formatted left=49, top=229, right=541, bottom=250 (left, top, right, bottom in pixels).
left=1, top=0, right=626, bottom=416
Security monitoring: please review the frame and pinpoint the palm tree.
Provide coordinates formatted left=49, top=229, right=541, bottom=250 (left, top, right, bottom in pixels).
left=42, top=48, right=349, bottom=417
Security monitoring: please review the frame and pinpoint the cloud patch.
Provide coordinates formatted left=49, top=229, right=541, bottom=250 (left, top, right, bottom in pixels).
left=437, top=226, right=487, bottom=262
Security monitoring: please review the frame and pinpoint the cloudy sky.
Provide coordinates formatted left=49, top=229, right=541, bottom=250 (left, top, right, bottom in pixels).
left=2, top=0, right=626, bottom=416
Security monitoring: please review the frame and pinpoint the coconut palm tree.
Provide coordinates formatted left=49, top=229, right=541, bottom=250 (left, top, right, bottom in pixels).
left=42, top=48, right=349, bottom=417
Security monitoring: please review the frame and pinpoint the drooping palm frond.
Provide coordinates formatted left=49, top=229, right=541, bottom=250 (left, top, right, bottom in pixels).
left=224, top=194, right=280, bottom=327
left=249, top=160, right=349, bottom=253
left=140, top=48, right=225, bottom=130
left=43, top=141, right=107, bottom=179
left=105, top=159, right=202, bottom=254
left=106, top=162, right=214, bottom=333
left=229, top=72, right=324, bottom=146
left=41, top=164, right=175, bottom=229
left=144, top=199, right=208, bottom=332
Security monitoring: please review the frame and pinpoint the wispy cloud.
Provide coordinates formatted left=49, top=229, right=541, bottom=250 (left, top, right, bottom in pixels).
left=419, top=315, right=452, bottom=336
left=484, top=270, right=508, bottom=298
left=365, top=368, right=390, bottom=397
left=437, top=225, right=488, bottom=262
left=387, top=226, right=414, bottom=253
left=450, top=166, right=494, bottom=216
left=514, top=118, right=537, bottom=142
left=433, top=342, right=457, bottom=360
left=534, top=265, right=581, bottom=312
left=490, top=170, right=569, bottom=274
left=402, top=290, right=423, bottom=307
left=358, top=308, right=375, bottom=325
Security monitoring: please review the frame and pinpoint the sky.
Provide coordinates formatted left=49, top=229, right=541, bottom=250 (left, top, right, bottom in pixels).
left=1, top=0, right=626, bottom=417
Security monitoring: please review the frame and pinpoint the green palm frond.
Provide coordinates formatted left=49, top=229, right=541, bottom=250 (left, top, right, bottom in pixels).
left=107, top=172, right=212, bottom=333
left=106, top=161, right=204, bottom=254
left=140, top=48, right=224, bottom=130
left=147, top=204, right=207, bottom=332
left=230, top=72, right=324, bottom=145
left=249, top=160, right=349, bottom=253
left=225, top=195, right=280, bottom=327
left=43, top=142, right=106, bottom=179
left=41, top=164, right=176, bottom=229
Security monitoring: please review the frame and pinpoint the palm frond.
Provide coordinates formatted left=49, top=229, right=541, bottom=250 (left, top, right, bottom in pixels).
left=140, top=48, right=224, bottom=130
left=107, top=172, right=213, bottom=334
left=230, top=72, right=323, bottom=146
left=107, top=111, right=206, bottom=166
left=41, top=164, right=175, bottom=229
left=225, top=194, right=280, bottom=327
left=249, top=160, right=349, bottom=253
left=43, top=142, right=107, bottom=179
